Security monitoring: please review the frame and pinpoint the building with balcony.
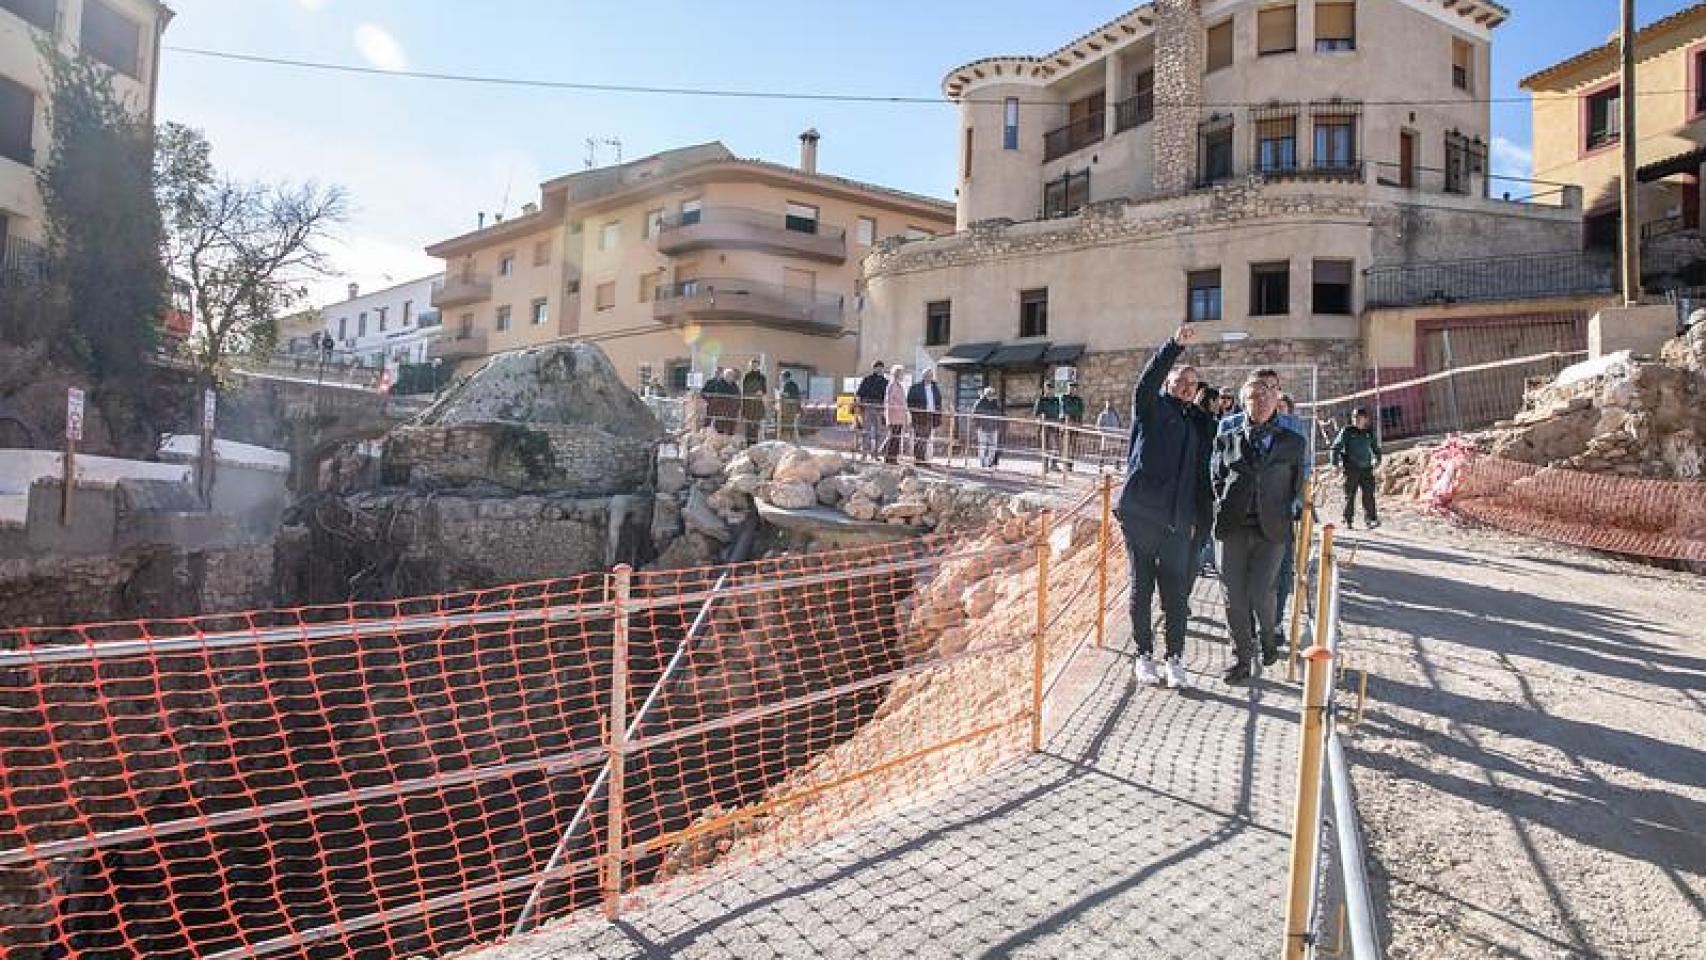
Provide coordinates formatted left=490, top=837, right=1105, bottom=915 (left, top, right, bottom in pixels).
left=1, top=0, right=171, bottom=248
left=318, top=273, right=446, bottom=369
left=1521, top=2, right=1706, bottom=285
left=424, top=135, right=955, bottom=395
left=860, top=0, right=1593, bottom=417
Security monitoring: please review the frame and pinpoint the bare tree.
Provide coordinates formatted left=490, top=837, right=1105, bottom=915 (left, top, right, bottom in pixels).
left=158, top=123, right=346, bottom=379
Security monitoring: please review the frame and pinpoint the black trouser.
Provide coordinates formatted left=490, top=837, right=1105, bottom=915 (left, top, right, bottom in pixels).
left=1343, top=465, right=1378, bottom=524
left=1120, top=516, right=1193, bottom=660
left=1220, top=525, right=1286, bottom=667
left=884, top=425, right=905, bottom=463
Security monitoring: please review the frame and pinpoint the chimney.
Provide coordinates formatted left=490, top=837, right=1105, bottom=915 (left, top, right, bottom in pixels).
left=799, top=128, right=821, bottom=175
left=347, top=282, right=359, bottom=300
left=477, top=211, right=486, bottom=229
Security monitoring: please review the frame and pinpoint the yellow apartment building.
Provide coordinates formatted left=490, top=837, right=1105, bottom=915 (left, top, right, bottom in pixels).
left=1522, top=2, right=1706, bottom=257
left=425, top=136, right=955, bottom=395
left=0, top=0, right=171, bottom=263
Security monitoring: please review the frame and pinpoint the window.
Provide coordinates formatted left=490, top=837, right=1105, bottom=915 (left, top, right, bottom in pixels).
left=1313, top=115, right=1356, bottom=169
left=925, top=300, right=951, bottom=347
left=857, top=216, right=876, bottom=245
left=666, top=361, right=692, bottom=392
left=533, top=239, right=551, bottom=265
left=643, top=208, right=663, bottom=238
left=783, top=267, right=816, bottom=296
left=595, top=281, right=616, bottom=310
left=80, top=0, right=140, bottom=78
left=498, top=252, right=515, bottom=276
left=495, top=305, right=512, bottom=331
left=1256, top=115, right=1298, bottom=173
left=1313, top=260, right=1354, bottom=314
left=1696, top=49, right=1706, bottom=116
left=1019, top=288, right=1048, bottom=338
left=1188, top=269, right=1222, bottom=323
left=1206, top=19, right=1234, bottom=72
left=1257, top=4, right=1297, bottom=56
left=1200, top=121, right=1235, bottom=184
left=1315, top=2, right=1355, bottom=51
left=1042, top=170, right=1091, bottom=217
left=679, top=198, right=702, bottom=225
left=338, top=316, right=348, bottom=340
left=531, top=299, right=548, bottom=325
left=458, top=313, right=473, bottom=338
left=357, top=312, right=367, bottom=337
left=1251, top=262, right=1290, bottom=317
left=1118, top=68, right=1155, bottom=130
left=1452, top=38, right=1473, bottom=92
left=1585, top=85, right=1621, bottom=151
left=377, top=306, right=388, bottom=332
left=1003, top=97, right=1020, bottom=150
left=0, top=77, right=33, bottom=166
left=402, top=300, right=413, bottom=325
left=1, top=0, right=55, bottom=33
left=963, top=126, right=974, bottom=179
left=639, top=269, right=663, bottom=302
left=1444, top=130, right=1485, bottom=195
left=599, top=221, right=620, bottom=251
left=785, top=202, right=820, bottom=234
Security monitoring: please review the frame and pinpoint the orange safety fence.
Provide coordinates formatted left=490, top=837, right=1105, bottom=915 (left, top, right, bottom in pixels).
left=0, top=485, right=1116, bottom=960
left=1424, top=445, right=1706, bottom=563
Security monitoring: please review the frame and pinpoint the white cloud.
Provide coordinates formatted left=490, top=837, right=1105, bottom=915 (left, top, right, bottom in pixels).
left=354, top=24, right=408, bottom=72
left=1491, top=136, right=1533, bottom=180
left=296, top=0, right=329, bottom=10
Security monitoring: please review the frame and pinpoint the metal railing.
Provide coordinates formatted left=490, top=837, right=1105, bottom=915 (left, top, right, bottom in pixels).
left=1363, top=251, right=1616, bottom=308
left=1114, top=94, right=1153, bottom=132
left=654, top=277, right=846, bottom=331
left=1043, top=113, right=1105, bottom=162
left=0, top=234, right=48, bottom=286
left=657, top=205, right=847, bottom=242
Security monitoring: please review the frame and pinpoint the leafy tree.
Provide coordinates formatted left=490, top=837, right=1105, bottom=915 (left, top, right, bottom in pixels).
left=157, top=122, right=346, bottom=380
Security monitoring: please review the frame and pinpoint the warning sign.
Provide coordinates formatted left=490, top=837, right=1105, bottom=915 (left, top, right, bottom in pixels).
left=65, top=388, right=84, bottom=442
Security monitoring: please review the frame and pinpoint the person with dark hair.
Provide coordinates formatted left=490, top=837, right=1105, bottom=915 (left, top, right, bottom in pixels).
left=1119, top=326, right=1214, bottom=691
left=906, top=367, right=944, bottom=463
left=1196, top=384, right=1222, bottom=419
left=740, top=358, right=768, bottom=444
left=855, top=361, right=889, bottom=460
left=973, top=386, right=1003, bottom=469
left=1059, top=382, right=1086, bottom=472
left=1211, top=376, right=1307, bottom=685
left=777, top=371, right=803, bottom=442
left=1033, top=383, right=1062, bottom=472
left=700, top=368, right=740, bottom=435
left=1332, top=407, right=1383, bottom=529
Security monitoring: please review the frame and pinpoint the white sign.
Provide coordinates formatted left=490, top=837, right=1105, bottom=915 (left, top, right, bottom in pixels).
left=1053, top=365, right=1077, bottom=384
left=65, top=388, right=84, bottom=442
left=842, top=377, right=863, bottom=394
left=685, top=371, right=705, bottom=390
left=202, top=389, right=217, bottom=430
left=1220, top=331, right=1252, bottom=343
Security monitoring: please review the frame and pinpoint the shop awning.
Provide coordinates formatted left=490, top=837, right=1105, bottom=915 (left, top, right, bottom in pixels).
left=935, top=341, right=1001, bottom=366
left=984, top=341, right=1051, bottom=367
left=1040, top=343, right=1086, bottom=365
left=1638, top=146, right=1706, bottom=183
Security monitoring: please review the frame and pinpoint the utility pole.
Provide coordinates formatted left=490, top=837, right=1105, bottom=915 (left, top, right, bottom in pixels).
left=1620, top=0, right=1642, bottom=304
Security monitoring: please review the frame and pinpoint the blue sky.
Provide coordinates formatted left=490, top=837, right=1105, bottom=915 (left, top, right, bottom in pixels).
left=154, top=0, right=1699, bottom=302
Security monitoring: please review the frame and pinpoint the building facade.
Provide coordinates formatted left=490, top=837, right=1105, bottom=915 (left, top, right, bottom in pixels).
left=319, top=274, right=445, bottom=368
left=859, top=0, right=1589, bottom=417
left=1522, top=2, right=1706, bottom=274
left=0, top=0, right=170, bottom=265
left=425, top=137, right=955, bottom=395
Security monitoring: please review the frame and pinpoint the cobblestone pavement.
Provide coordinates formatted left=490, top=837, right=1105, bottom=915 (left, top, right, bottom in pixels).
left=467, top=575, right=1302, bottom=959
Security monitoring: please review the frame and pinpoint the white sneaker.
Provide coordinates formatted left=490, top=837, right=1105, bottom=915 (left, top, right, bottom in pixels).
left=1164, top=657, right=1190, bottom=690
left=1133, top=657, right=1162, bottom=687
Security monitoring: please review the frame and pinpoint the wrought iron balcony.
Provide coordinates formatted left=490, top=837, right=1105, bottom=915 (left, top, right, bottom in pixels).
left=1114, top=94, right=1153, bottom=133
left=1364, top=251, right=1617, bottom=309
left=655, top=206, right=847, bottom=263
left=1043, top=113, right=1105, bottom=162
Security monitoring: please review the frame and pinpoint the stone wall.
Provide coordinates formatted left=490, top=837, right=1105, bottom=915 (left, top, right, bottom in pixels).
left=1151, top=0, right=1203, bottom=195
left=1075, top=338, right=1366, bottom=414
left=383, top=422, right=655, bottom=496
left=0, top=541, right=275, bottom=628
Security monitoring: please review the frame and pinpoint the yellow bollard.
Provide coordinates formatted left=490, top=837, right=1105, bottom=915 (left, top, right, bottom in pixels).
left=1096, top=472, right=1112, bottom=650
left=1031, top=512, right=1052, bottom=752
left=602, top=564, right=632, bottom=918
left=1286, top=482, right=1315, bottom=664
left=1281, top=641, right=1336, bottom=960
left=1289, top=522, right=1334, bottom=682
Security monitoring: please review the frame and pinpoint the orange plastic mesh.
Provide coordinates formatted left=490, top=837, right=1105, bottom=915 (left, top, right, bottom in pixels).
left=0, top=490, right=1114, bottom=959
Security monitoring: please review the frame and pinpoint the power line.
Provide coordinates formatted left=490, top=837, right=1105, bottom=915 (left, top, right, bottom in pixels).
left=163, top=45, right=1697, bottom=111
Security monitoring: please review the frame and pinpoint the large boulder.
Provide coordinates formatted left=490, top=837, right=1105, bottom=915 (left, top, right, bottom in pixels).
left=416, top=341, right=662, bottom=439
left=683, top=488, right=731, bottom=541
left=765, top=482, right=818, bottom=510
left=772, top=449, right=823, bottom=487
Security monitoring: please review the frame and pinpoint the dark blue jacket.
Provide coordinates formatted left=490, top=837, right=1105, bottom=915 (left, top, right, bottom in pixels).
left=1118, top=339, right=1214, bottom=538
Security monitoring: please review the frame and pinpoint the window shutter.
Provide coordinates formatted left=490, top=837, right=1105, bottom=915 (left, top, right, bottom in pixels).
left=1258, top=5, right=1298, bottom=54
left=1316, top=3, right=1354, bottom=41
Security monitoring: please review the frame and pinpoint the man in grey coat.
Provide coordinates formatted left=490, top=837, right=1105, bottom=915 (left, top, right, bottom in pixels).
left=1211, top=376, right=1307, bottom=685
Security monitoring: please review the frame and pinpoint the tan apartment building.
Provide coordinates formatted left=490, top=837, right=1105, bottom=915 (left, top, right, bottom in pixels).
left=860, top=0, right=1596, bottom=422
left=0, top=0, right=171, bottom=265
left=1522, top=2, right=1706, bottom=266
left=425, top=137, right=955, bottom=395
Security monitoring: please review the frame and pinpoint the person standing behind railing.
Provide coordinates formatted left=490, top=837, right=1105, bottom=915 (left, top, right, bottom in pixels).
left=1331, top=407, right=1383, bottom=530
left=855, top=361, right=889, bottom=461
left=973, top=387, right=1003, bottom=469
left=906, top=367, right=943, bottom=464
left=700, top=368, right=740, bottom=436
left=1211, top=377, right=1307, bottom=685
left=882, top=364, right=908, bottom=464
left=777, top=371, right=802, bottom=443
left=1033, top=383, right=1062, bottom=473
left=1060, top=383, right=1086, bottom=473
left=1118, top=326, right=1213, bottom=691
left=1095, top=399, right=1121, bottom=467
left=740, top=358, right=768, bottom=444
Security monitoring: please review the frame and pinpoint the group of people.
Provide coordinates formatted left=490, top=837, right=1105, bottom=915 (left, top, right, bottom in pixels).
left=700, top=358, right=804, bottom=443
left=1115, top=326, right=1382, bottom=689
left=853, top=361, right=946, bottom=464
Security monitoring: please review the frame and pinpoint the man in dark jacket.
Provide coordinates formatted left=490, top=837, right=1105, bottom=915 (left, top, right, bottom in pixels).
left=906, top=367, right=943, bottom=463
left=1332, top=407, right=1383, bottom=529
left=972, top=386, right=1003, bottom=469
left=740, top=358, right=768, bottom=444
left=1059, top=383, right=1086, bottom=473
left=1033, top=384, right=1062, bottom=472
left=1211, top=376, right=1307, bottom=685
left=854, top=361, right=889, bottom=460
left=700, top=368, right=740, bottom=435
left=1118, top=326, right=1213, bottom=690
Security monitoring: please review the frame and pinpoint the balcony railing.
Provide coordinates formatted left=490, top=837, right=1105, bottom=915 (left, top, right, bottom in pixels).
left=1043, top=113, right=1105, bottom=163
left=655, top=206, right=847, bottom=263
left=0, top=235, right=47, bottom=287
left=1364, top=251, right=1617, bottom=309
left=428, top=329, right=489, bottom=360
left=1258, top=160, right=1366, bottom=183
left=432, top=273, right=493, bottom=309
left=1641, top=215, right=1688, bottom=242
left=652, top=277, right=844, bottom=334
left=415, top=309, right=443, bottom=329
left=1114, top=94, right=1153, bottom=133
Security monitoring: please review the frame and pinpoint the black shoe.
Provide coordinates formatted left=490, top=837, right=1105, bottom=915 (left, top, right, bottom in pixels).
left=1367, top=518, right=1382, bottom=529
left=1223, top=662, right=1254, bottom=685
left=1261, top=645, right=1281, bottom=667
left=1343, top=518, right=1355, bottom=530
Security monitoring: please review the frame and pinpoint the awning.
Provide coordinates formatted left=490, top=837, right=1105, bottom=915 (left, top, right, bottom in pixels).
left=1638, top=146, right=1706, bottom=183
left=935, top=341, right=1000, bottom=366
left=1040, top=343, right=1086, bottom=364
left=984, top=341, right=1051, bottom=367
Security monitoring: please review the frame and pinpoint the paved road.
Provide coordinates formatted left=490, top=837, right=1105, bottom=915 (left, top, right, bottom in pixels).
left=467, top=576, right=1302, bottom=959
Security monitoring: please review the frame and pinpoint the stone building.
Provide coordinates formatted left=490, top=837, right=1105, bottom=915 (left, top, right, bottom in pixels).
left=858, top=0, right=1589, bottom=414
left=424, top=137, right=956, bottom=396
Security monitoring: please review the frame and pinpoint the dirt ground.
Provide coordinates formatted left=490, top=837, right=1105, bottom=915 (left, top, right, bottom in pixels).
left=1328, top=499, right=1705, bottom=959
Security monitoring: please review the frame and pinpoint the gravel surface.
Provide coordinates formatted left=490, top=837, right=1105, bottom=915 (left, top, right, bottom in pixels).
left=1334, top=504, right=1706, bottom=960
